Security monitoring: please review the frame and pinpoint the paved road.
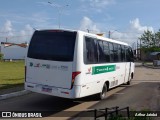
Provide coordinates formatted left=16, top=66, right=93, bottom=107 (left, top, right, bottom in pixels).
left=0, top=65, right=159, bottom=120
left=133, top=65, right=160, bottom=82
left=91, top=82, right=160, bottom=111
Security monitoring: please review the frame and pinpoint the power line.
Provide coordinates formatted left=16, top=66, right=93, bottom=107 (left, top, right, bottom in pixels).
left=0, top=30, right=34, bottom=34
left=113, top=37, right=140, bottom=40
left=0, top=34, right=32, bottom=39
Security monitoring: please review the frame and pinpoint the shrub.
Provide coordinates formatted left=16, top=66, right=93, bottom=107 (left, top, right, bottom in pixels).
left=0, top=53, right=4, bottom=60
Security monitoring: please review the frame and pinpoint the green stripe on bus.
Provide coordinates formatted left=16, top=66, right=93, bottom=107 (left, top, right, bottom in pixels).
left=92, top=65, right=116, bottom=75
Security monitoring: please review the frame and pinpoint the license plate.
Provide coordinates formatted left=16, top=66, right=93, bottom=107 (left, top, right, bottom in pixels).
left=42, top=86, right=52, bottom=93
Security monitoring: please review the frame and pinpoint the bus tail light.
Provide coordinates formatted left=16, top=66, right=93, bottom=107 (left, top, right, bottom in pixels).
left=70, top=71, right=81, bottom=89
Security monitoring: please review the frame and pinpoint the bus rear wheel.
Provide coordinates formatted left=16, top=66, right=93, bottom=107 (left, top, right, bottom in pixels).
left=99, top=83, right=108, bottom=100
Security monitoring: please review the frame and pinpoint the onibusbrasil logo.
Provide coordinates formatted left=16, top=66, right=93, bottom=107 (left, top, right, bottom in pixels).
left=1, top=112, right=42, bottom=118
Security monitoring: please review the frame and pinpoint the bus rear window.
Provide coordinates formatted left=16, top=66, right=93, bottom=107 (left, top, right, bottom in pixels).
left=27, top=30, right=77, bottom=61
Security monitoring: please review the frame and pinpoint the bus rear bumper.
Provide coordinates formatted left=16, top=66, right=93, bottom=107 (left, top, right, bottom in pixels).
left=25, top=82, right=81, bottom=99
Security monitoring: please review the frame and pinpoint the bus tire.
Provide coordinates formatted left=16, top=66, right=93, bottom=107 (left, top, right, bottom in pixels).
left=99, top=83, right=108, bottom=100
left=126, top=80, right=131, bottom=85
left=126, top=73, right=133, bottom=85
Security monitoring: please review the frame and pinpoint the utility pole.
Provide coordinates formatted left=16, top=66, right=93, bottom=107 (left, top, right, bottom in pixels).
left=108, top=30, right=117, bottom=39
left=48, top=2, right=68, bottom=29
left=108, top=31, right=111, bottom=38
left=137, top=40, right=139, bottom=59
left=140, top=39, right=141, bottom=60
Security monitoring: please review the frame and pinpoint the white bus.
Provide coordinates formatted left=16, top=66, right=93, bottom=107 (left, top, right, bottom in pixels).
left=25, top=29, right=134, bottom=99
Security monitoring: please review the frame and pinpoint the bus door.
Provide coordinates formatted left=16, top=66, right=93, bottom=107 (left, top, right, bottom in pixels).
left=124, top=62, right=131, bottom=83
left=124, top=47, right=133, bottom=83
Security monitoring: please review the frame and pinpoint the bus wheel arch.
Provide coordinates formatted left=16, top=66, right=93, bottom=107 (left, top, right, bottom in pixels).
left=131, top=72, right=134, bottom=79
left=99, top=81, right=109, bottom=100
left=127, top=72, right=134, bottom=85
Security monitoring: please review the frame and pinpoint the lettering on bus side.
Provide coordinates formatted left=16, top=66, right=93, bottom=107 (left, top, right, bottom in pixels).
left=29, top=62, right=68, bottom=71
left=92, top=65, right=116, bottom=75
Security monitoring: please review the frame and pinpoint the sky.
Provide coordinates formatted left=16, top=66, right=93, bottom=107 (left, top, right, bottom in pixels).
left=0, top=0, right=160, bottom=57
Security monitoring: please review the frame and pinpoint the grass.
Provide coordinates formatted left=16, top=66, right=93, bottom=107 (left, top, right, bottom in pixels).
left=143, top=62, right=153, bottom=65
left=108, top=109, right=153, bottom=120
left=0, top=60, right=25, bottom=90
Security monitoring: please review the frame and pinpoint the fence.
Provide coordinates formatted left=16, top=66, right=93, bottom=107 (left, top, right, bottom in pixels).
left=87, top=106, right=130, bottom=120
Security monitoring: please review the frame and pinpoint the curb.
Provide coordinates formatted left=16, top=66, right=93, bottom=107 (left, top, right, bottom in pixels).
left=142, top=64, right=160, bottom=69
left=135, top=65, right=142, bottom=67
left=0, top=90, right=31, bottom=100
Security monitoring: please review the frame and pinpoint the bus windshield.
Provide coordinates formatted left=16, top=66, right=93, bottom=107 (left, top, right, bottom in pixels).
left=27, top=30, right=77, bottom=61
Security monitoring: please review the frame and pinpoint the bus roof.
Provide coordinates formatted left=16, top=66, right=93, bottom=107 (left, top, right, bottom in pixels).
left=36, top=29, right=129, bottom=46
left=78, top=30, right=129, bottom=46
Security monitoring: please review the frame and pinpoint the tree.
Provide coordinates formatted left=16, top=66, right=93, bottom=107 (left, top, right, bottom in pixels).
left=0, top=53, right=4, bottom=61
left=154, top=29, right=160, bottom=47
left=139, top=30, right=155, bottom=48
left=139, top=30, right=160, bottom=53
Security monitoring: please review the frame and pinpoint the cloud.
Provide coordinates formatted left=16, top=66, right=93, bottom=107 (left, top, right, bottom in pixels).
left=1, top=20, right=14, bottom=36
left=78, top=17, right=154, bottom=47
left=23, top=24, right=33, bottom=34
left=79, top=16, right=100, bottom=33
left=0, top=20, right=34, bottom=43
left=36, top=1, right=49, bottom=6
left=4, top=20, right=12, bottom=32
left=0, top=12, right=57, bottom=29
left=89, top=0, right=115, bottom=8
left=80, top=0, right=115, bottom=12
left=106, top=18, right=154, bottom=47
left=130, top=18, right=154, bottom=32
left=20, top=24, right=34, bottom=42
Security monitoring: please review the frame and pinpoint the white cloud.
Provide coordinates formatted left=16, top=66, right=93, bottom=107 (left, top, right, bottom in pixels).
left=20, top=24, right=33, bottom=35
left=78, top=17, right=155, bottom=48
left=79, top=16, right=100, bottom=33
left=36, top=1, right=49, bottom=6
left=1, top=20, right=14, bottom=36
left=20, top=24, right=34, bottom=43
left=0, top=12, right=57, bottom=29
left=80, top=0, right=115, bottom=12
left=107, top=18, right=154, bottom=47
left=130, top=18, right=154, bottom=32
left=0, top=20, right=34, bottom=43
left=89, top=0, right=115, bottom=8
left=4, top=20, right=12, bottom=31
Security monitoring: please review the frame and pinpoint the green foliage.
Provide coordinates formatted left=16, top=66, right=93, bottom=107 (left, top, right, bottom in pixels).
left=139, top=30, right=155, bottom=48
left=141, top=46, right=160, bottom=53
left=154, top=30, right=160, bottom=46
left=139, top=30, right=160, bottom=49
left=0, top=53, right=4, bottom=60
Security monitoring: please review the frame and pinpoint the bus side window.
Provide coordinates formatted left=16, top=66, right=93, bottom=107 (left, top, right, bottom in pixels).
left=125, top=46, right=133, bottom=62
left=109, top=43, right=114, bottom=62
left=129, top=47, right=134, bottom=62
left=113, top=43, right=119, bottom=62
left=97, top=40, right=106, bottom=63
left=103, top=41, right=110, bottom=62
left=121, top=45, right=125, bottom=62
left=84, top=37, right=98, bottom=64
left=118, top=45, right=122, bottom=62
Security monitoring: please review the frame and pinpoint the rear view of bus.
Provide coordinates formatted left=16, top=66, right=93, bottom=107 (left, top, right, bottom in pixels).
left=25, top=30, right=80, bottom=98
